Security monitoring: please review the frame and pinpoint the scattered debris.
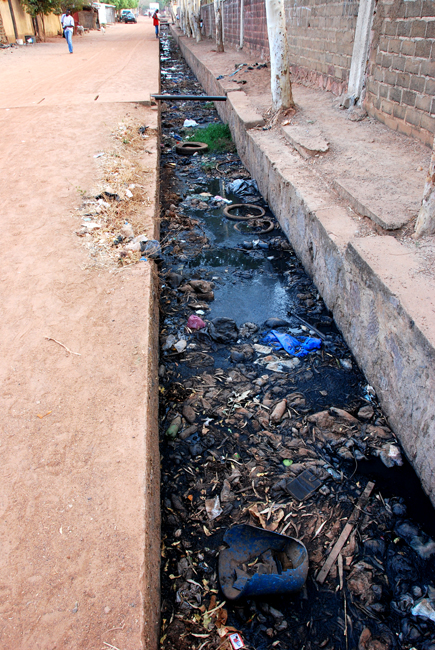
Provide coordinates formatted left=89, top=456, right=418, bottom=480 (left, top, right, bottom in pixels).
left=44, top=335, right=81, bottom=356
left=158, top=33, right=435, bottom=650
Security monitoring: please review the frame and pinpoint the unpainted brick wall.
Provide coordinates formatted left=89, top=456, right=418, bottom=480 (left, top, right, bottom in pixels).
left=243, top=0, right=269, bottom=54
left=201, top=3, right=215, bottom=39
left=365, top=0, right=435, bottom=145
left=285, top=0, right=359, bottom=95
left=223, top=0, right=240, bottom=48
left=202, top=0, right=268, bottom=53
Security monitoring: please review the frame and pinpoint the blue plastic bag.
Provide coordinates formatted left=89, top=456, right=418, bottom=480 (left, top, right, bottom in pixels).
left=262, top=330, right=321, bottom=358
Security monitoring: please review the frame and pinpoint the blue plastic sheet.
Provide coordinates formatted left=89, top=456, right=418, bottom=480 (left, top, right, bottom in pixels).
left=262, top=330, right=322, bottom=357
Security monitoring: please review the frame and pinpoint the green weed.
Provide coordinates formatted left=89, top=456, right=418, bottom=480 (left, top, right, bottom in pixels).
left=187, top=123, right=235, bottom=153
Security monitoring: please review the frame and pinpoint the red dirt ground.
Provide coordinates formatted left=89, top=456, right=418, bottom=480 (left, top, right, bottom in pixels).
left=0, top=18, right=161, bottom=650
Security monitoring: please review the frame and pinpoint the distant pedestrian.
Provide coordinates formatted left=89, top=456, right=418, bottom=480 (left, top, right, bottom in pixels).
left=60, top=11, right=66, bottom=37
left=153, top=10, right=159, bottom=38
left=63, top=10, right=74, bottom=53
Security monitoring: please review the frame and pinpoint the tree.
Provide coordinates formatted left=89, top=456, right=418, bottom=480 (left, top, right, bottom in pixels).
left=414, top=138, right=435, bottom=238
left=214, top=0, right=223, bottom=52
left=264, top=0, right=294, bottom=110
left=21, top=0, right=62, bottom=40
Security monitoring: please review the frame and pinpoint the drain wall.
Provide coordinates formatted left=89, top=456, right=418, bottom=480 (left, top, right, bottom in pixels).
left=170, top=29, right=435, bottom=508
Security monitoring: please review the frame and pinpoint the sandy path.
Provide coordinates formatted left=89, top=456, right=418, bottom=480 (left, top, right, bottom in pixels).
left=0, top=18, right=160, bottom=650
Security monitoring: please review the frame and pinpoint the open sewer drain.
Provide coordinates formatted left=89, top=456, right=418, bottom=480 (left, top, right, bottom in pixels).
left=158, top=34, right=435, bottom=650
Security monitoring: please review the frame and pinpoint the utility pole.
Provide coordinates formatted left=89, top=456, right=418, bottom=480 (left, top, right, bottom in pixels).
left=7, top=0, right=19, bottom=41
left=264, top=0, right=294, bottom=110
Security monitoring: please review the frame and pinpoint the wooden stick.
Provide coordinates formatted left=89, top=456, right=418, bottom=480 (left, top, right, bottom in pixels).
left=317, top=481, right=374, bottom=584
left=45, top=336, right=81, bottom=356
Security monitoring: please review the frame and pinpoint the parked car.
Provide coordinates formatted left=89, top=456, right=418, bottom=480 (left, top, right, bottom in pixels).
left=122, top=12, right=137, bottom=23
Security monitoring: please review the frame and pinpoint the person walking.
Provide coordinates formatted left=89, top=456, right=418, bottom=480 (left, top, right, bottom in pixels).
left=153, top=10, right=159, bottom=38
left=63, top=10, right=75, bottom=53
left=60, top=11, right=66, bottom=38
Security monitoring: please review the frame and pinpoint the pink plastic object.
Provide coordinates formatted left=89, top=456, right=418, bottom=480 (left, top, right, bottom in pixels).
left=187, top=315, right=206, bottom=330
left=229, top=633, right=245, bottom=649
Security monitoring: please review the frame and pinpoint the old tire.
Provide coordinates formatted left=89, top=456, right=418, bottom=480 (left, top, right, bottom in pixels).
left=234, top=219, right=274, bottom=234
left=176, top=141, right=209, bottom=156
left=223, top=203, right=266, bottom=220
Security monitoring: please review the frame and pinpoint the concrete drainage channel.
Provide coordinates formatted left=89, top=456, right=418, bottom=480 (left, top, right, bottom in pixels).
left=157, top=34, right=435, bottom=650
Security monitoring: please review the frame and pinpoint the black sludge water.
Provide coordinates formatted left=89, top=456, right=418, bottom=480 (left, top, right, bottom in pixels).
left=158, top=34, right=435, bottom=650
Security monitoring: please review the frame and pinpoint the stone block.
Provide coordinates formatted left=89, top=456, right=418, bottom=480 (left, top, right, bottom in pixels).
left=227, top=91, right=265, bottom=130
left=382, top=53, right=393, bottom=68
left=379, top=82, right=389, bottom=98
left=384, top=68, right=397, bottom=85
left=410, top=19, right=427, bottom=38
left=426, top=21, right=435, bottom=38
left=393, top=102, right=407, bottom=119
left=420, top=111, right=435, bottom=132
left=425, top=77, right=435, bottom=95
left=420, top=59, right=435, bottom=76
left=397, top=20, right=412, bottom=37
left=381, top=98, right=394, bottom=115
left=405, top=106, right=421, bottom=126
left=396, top=71, right=411, bottom=87
left=379, top=35, right=389, bottom=52
left=389, top=85, right=402, bottom=103
left=401, top=39, right=416, bottom=56
left=392, top=55, right=406, bottom=71
left=415, top=39, right=432, bottom=58
left=421, top=0, right=435, bottom=17
left=404, top=57, right=421, bottom=74
left=384, top=19, right=397, bottom=36
left=415, top=93, right=431, bottom=112
left=405, top=0, right=423, bottom=18
left=374, top=65, right=384, bottom=82
left=402, top=88, right=417, bottom=105
left=388, top=38, right=402, bottom=54
left=410, top=74, right=426, bottom=92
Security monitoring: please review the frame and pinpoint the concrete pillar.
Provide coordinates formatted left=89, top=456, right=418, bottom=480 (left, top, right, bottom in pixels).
left=7, top=0, right=18, bottom=41
left=347, top=0, right=376, bottom=104
left=414, top=137, right=435, bottom=238
left=239, top=0, right=244, bottom=49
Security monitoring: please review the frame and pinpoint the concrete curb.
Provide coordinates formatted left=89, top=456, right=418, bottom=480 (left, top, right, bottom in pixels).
left=143, top=262, right=161, bottom=649
left=171, top=28, right=435, bottom=507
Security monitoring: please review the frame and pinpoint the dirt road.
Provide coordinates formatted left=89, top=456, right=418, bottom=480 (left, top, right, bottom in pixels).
left=0, top=19, right=160, bottom=650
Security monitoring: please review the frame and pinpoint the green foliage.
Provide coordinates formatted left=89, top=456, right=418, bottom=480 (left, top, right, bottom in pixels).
left=187, top=123, right=235, bottom=153
left=59, top=0, right=85, bottom=12
left=21, top=0, right=62, bottom=17
left=113, top=0, right=138, bottom=11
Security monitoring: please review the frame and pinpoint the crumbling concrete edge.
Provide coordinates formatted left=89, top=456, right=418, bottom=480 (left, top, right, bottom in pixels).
left=143, top=260, right=161, bottom=650
left=142, top=103, right=161, bottom=648
left=171, top=28, right=435, bottom=507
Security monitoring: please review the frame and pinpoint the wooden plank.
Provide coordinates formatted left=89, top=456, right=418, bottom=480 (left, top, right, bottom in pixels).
left=316, top=481, right=375, bottom=584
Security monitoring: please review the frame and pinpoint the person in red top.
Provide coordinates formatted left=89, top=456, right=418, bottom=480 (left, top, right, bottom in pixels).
left=153, top=10, right=159, bottom=38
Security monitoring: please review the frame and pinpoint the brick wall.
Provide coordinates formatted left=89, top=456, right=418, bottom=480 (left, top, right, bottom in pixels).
left=202, top=0, right=268, bottom=53
left=201, top=4, right=215, bottom=39
left=223, top=0, right=240, bottom=47
left=243, top=0, right=269, bottom=54
left=285, top=0, right=359, bottom=95
left=365, top=0, right=435, bottom=145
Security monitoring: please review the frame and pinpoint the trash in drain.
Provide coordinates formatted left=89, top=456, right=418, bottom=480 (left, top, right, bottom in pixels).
left=218, top=524, right=309, bottom=599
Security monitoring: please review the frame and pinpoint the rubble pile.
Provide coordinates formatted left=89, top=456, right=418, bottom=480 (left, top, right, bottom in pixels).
left=158, top=34, right=435, bottom=650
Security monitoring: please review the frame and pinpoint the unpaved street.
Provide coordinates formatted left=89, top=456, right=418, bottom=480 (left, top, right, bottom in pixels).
left=0, top=19, right=160, bottom=650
